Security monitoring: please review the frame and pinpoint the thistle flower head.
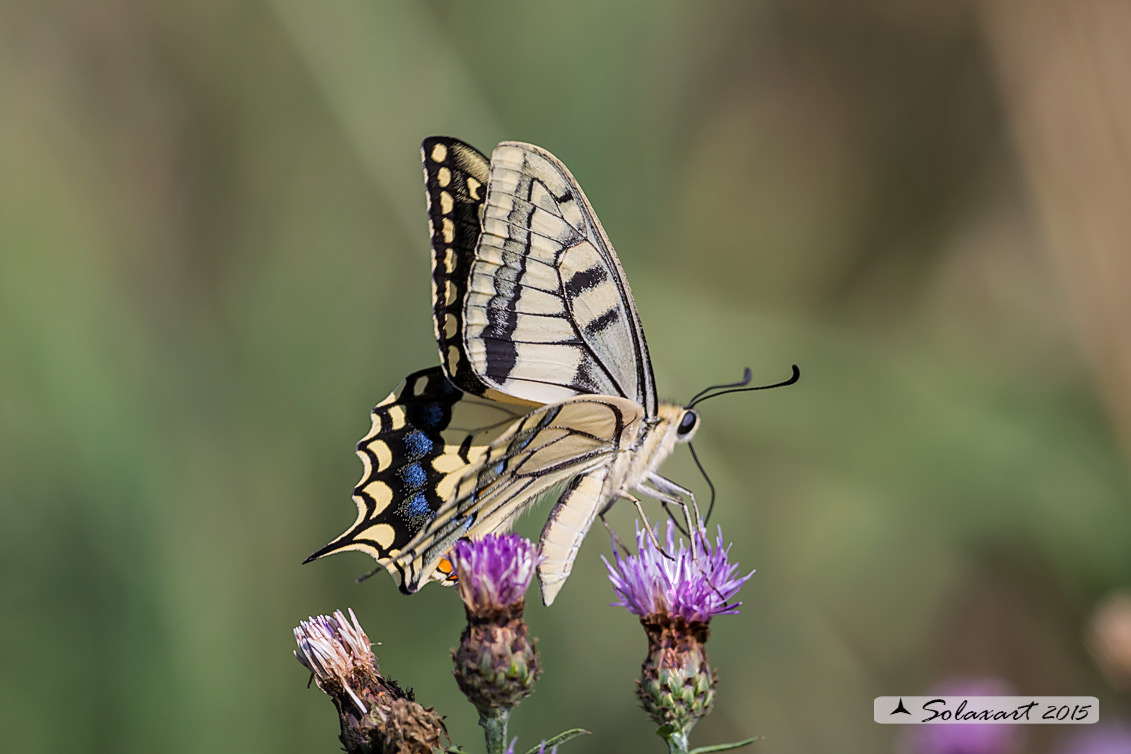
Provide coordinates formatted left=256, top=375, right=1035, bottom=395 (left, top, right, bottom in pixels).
left=450, top=534, right=542, bottom=718
left=294, top=609, right=447, bottom=754
left=294, top=609, right=376, bottom=714
left=452, top=533, right=540, bottom=616
left=604, top=521, right=754, bottom=624
left=605, top=521, right=754, bottom=739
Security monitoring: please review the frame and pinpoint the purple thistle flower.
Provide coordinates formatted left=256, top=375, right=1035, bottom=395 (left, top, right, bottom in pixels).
left=451, top=533, right=541, bottom=614
left=606, top=520, right=754, bottom=740
left=450, top=533, right=543, bottom=748
left=604, top=520, right=754, bottom=623
left=1088, top=591, right=1131, bottom=690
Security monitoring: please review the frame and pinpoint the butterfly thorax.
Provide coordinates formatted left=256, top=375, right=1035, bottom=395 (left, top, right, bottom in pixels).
left=606, top=401, right=698, bottom=500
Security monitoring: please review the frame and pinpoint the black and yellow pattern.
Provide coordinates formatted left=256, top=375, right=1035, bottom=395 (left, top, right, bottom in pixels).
left=421, top=138, right=496, bottom=398
left=305, top=367, right=514, bottom=586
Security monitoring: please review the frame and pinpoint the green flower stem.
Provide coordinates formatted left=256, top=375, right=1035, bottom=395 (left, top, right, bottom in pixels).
left=480, top=707, right=510, bottom=754
left=659, top=725, right=691, bottom=754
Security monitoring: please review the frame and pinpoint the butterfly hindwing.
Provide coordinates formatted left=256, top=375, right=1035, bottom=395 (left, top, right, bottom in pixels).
left=308, top=365, right=646, bottom=594
left=305, top=366, right=529, bottom=587
left=463, top=142, right=659, bottom=414
left=393, top=393, right=645, bottom=593
left=537, top=466, right=611, bottom=605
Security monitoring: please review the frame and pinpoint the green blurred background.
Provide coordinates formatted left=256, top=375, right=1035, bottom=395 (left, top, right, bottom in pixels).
left=3, top=1, right=1130, bottom=752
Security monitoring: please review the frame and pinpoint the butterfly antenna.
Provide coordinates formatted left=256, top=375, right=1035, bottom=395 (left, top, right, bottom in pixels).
left=688, top=441, right=718, bottom=524
left=687, top=364, right=800, bottom=409
left=683, top=364, right=799, bottom=525
left=687, top=367, right=752, bottom=407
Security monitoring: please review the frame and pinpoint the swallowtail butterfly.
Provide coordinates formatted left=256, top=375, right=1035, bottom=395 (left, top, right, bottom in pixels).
left=308, top=138, right=708, bottom=605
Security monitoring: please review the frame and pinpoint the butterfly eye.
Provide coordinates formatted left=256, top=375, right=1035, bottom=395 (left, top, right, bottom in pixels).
left=677, top=410, right=698, bottom=436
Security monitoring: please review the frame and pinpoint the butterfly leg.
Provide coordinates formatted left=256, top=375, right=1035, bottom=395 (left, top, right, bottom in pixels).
left=628, top=494, right=677, bottom=560
left=634, top=479, right=691, bottom=539
left=642, top=474, right=737, bottom=602
left=600, top=514, right=633, bottom=556
left=597, top=493, right=641, bottom=556
left=645, top=474, right=704, bottom=531
left=595, top=492, right=672, bottom=559
left=639, top=474, right=706, bottom=560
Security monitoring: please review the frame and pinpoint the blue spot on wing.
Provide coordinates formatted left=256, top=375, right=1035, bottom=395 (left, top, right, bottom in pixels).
left=403, top=431, right=433, bottom=460
left=401, top=492, right=432, bottom=526
left=417, top=402, right=444, bottom=429
left=400, top=463, right=427, bottom=490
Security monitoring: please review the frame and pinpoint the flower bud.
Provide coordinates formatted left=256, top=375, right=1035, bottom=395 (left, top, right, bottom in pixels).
left=636, top=614, right=716, bottom=732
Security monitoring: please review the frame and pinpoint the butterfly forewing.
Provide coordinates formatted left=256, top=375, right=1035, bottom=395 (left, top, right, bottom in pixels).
left=463, top=142, right=658, bottom=414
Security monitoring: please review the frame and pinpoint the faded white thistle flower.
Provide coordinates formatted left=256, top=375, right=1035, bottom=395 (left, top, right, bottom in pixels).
left=294, top=609, right=374, bottom=714
left=294, top=609, right=447, bottom=754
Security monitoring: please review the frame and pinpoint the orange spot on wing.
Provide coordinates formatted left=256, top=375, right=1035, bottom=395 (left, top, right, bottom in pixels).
left=437, top=556, right=459, bottom=582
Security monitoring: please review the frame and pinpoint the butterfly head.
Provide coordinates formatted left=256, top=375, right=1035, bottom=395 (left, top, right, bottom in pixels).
left=652, top=404, right=700, bottom=450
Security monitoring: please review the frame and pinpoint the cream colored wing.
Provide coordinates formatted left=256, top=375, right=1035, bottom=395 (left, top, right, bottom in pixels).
left=463, top=142, right=659, bottom=415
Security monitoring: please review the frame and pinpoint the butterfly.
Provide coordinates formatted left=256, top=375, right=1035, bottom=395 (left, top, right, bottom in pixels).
left=307, top=138, right=709, bottom=606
